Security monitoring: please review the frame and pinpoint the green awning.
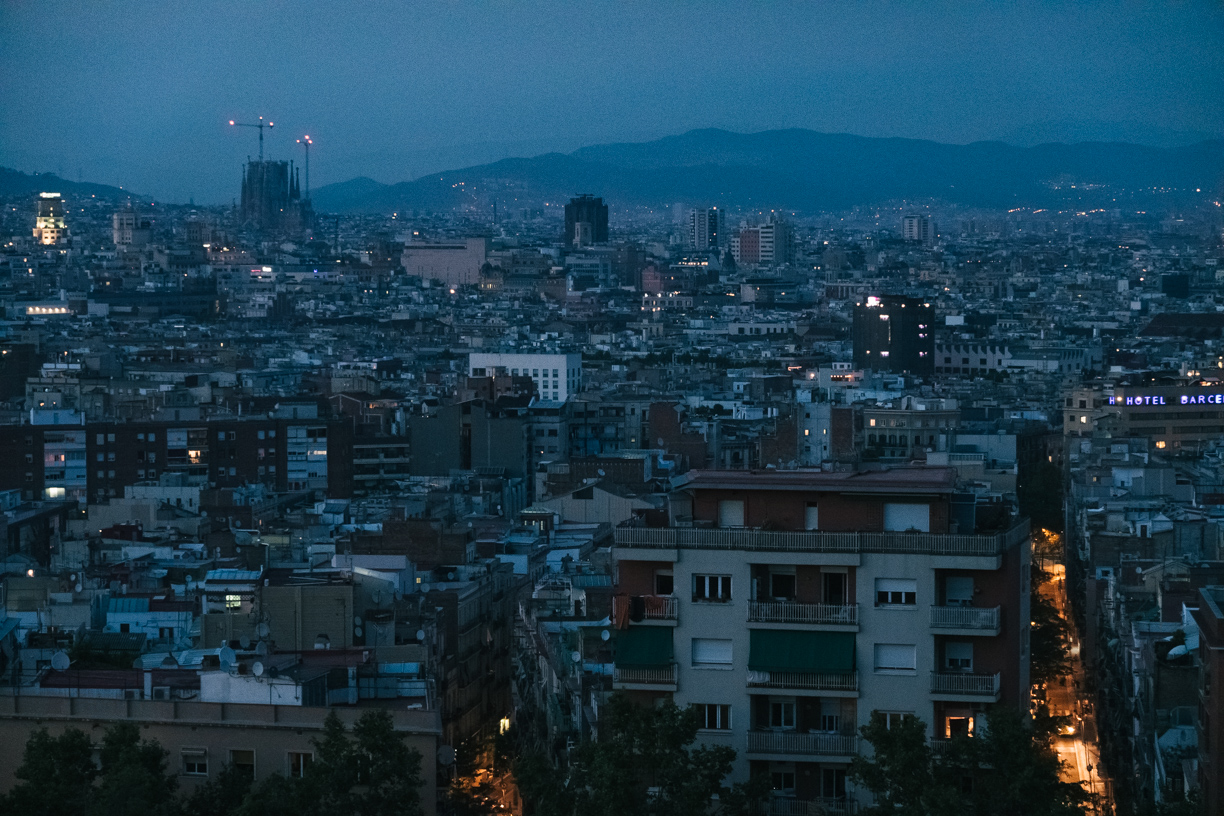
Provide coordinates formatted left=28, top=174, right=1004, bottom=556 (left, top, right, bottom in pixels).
left=615, top=627, right=674, bottom=667
left=749, top=630, right=855, bottom=673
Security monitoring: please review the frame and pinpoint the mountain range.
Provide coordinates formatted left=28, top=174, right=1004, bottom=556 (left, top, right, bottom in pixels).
left=312, top=128, right=1224, bottom=214
left=0, top=167, right=142, bottom=202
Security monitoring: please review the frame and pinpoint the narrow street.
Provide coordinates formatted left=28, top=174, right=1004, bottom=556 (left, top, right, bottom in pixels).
left=1037, top=535, right=1111, bottom=813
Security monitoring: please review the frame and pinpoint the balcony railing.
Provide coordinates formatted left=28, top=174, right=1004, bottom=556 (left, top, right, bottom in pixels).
left=614, top=519, right=1027, bottom=558
left=613, top=664, right=677, bottom=686
left=613, top=594, right=678, bottom=622
left=747, top=730, right=858, bottom=757
left=747, top=670, right=858, bottom=692
left=929, top=605, right=1000, bottom=630
left=749, top=600, right=858, bottom=626
left=769, top=797, right=857, bottom=816
left=930, top=671, right=1000, bottom=696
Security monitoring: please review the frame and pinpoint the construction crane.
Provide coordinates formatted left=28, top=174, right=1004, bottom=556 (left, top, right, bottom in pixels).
left=228, top=116, right=274, bottom=161
left=296, top=135, right=313, bottom=201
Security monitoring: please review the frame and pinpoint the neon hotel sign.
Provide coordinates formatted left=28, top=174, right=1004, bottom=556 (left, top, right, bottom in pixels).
left=1111, top=389, right=1224, bottom=406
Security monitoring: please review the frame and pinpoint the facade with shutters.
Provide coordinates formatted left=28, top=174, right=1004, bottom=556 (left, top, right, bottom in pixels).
left=610, top=468, right=1031, bottom=813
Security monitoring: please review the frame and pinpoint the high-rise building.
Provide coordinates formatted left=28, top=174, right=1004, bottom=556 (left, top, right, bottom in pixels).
left=33, top=193, right=67, bottom=245
left=112, top=205, right=153, bottom=248
left=611, top=468, right=1031, bottom=812
left=563, top=195, right=609, bottom=248
left=688, top=207, right=726, bottom=251
left=730, top=218, right=793, bottom=266
left=902, top=214, right=934, bottom=243
left=852, top=295, right=935, bottom=376
left=240, top=159, right=312, bottom=233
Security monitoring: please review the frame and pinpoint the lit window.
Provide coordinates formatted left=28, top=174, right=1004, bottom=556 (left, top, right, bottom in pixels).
left=225, top=594, right=242, bottom=610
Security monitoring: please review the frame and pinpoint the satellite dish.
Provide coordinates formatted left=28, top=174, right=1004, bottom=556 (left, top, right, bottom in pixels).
left=354, top=626, right=364, bottom=639
left=416, top=629, right=426, bottom=642
left=255, top=641, right=269, bottom=656
left=257, top=622, right=270, bottom=638
left=69, top=573, right=77, bottom=581
left=447, top=571, right=456, bottom=581
left=1135, top=566, right=1143, bottom=574
left=218, top=646, right=237, bottom=666
left=437, top=745, right=455, bottom=767
left=74, top=583, right=83, bottom=593
left=420, top=583, right=430, bottom=593
left=252, top=661, right=265, bottom=676
left=50, top=651, right=70, bottom=671
left=353, top=616, right=363, bottom=627
left=597, top=469, right=606, bottom=477
left=571, top=651, right=582, bottom=663
left=600, top=629, right=610, bottom=641
left=239, top=635, right=251, bottom=650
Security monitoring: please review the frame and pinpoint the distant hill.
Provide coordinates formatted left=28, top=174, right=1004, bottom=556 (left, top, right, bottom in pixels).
left=311, top=128, right=1224, bottom=214
left=0, top=167, right=143, bottom=201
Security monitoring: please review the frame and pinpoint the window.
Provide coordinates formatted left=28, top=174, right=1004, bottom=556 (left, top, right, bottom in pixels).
left=225, top=594, right=242, bottom=610
left=883, top=502, right=930, bottom=532
left=769, top=700, right=796, bottom=730
left=288, top=752, right=312, bottom=778
left=695, top=703, right=731, bottom=730
left=717, top=499, right=744, bottom=528
left=804, top=504, right=819, bottom=531
left=823, top=571, right=847, bottom=605
left=945, top=642, right=973, bottom=672
left=945, top=576, right=974, bottom=605
left=879, top=711, right=916, bottom=730
left=654, top=571, right=674, bottom=595
left=821, top=768, right=847, bottom=800
left=182, top=749, right=208, bottom=776
left=159, top=627, right=174, bottom=640
left=769, top=570, right=796, bottom=600
left=820, top=699, right=841, bottom=732
left=693, top=574, right=732, bottom=602
left=771, top=770, right=796, bottom=795
left=107, top=433, right=115, bottom=443
left=692, top=638, right=733, bottom=668
left=229, top=749, right=255, bottom=778
left=874, top=643, right=917, bottom=672
left=876, top=578, right=917, bottom=606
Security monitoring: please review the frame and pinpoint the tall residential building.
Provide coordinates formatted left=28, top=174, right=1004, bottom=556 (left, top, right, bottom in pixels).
left=851, top=295, right=935, bottom=376
left=33, top=193, right=67, bottom=245
left=611, top=468, right=1031, bottom=812
left=902, top=214, right=934, bottom=244
left=401, top=237, right=487, bottom=288
left=1192, top=586, right=1224, bottom=813
left=467, top=352, right=582, bottom=403
left=564, top=195, right=609, bottom=248
left=731, top=219, right=793, bottom=267
left=112, top=205, right=153, bottom=248
left=688, top=207, right=726, bottom=251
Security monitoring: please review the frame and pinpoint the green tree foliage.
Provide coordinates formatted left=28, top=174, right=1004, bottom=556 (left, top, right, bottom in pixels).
left=850, top=708, right=1090, bottom=816
left=0, top=727, right=97, bottom=816
left=513, top=695, right=767, bottom=816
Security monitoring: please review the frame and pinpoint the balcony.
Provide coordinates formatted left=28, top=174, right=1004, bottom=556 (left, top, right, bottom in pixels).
left=747, top=670, right=858, bottom=694
left=612, top=664, right=677, bottom=690
left=748, top=600, right=858, bottom=627
left=612, top=594, right=678, bottom=624
left=769, top=797, right=857, bottom=816
left=747, top=730, right=858, bottom=758
left=929, top=671, right=1001, bottom=700
left=614, top=519, right=1027, bottom=559
left=929, top=605, right=1000, bottom=634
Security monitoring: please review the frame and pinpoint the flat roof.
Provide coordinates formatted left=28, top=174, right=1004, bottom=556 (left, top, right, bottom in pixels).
left=675, top=467, right=958, bottom=494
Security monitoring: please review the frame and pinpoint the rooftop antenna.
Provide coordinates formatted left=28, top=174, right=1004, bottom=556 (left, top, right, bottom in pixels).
left=229, top=117, right=274, bottom=162
left=296, top=135, right=313, bottom=201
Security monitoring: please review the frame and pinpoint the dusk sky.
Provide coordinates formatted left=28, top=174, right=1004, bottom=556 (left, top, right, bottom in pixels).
left=1, top=0, right=1221, bottom=203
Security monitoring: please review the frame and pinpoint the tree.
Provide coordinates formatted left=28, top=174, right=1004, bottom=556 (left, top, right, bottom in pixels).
left=0, top=727, right=97, bottom=816
left=349, top=709, right=425, bottom=816
left=1030, top=581, right=1074, bottom=686
left=515, top=695, right=767, bottom=816
left=851, top=709, right=1088, bottom=816
left=92, top=722, right=180, bottom=816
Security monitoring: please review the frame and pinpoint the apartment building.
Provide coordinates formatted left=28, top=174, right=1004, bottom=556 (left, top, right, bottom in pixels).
left=611, top=468, right=1030, bottom=813
left=468, top=352, right=583, bottom=403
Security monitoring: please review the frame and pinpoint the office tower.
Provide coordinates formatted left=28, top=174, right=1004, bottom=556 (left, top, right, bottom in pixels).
left=33, top=193, right=67, bottom=245
left=564, top=195, right=609, bottom=248
left=611, top=468, right=1031, bottom=812
left=688, top=207, right=726, bottom=251
left=852, top=295, right=935, bottom=376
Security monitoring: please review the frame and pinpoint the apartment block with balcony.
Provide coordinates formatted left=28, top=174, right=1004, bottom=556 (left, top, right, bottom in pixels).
left=611, top=467, right=1030, bottom=814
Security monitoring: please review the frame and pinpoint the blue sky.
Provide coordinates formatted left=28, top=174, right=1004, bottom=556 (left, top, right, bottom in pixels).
left=2, top=0, right=1220, bottom=202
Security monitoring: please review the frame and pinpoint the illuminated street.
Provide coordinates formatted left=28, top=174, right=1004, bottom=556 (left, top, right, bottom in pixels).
left=1037, top=534, right=1110, bottom=813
